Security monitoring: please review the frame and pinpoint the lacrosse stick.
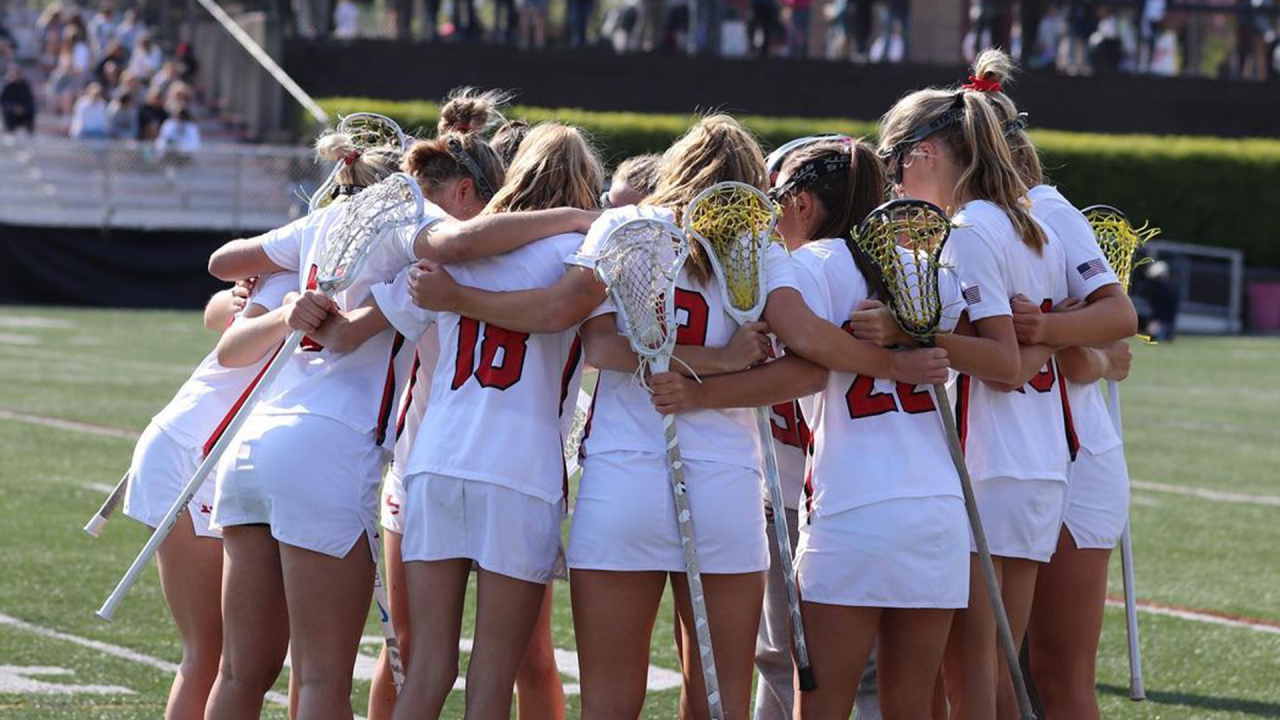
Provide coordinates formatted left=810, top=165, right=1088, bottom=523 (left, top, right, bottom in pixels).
left=684, top=181, right=817, bottom=692
left=97, top=174, right=425, bottom=622
left=82, top=470, right=130, bottom=538
left=372, top=547, right=406, bottom=692
left=594, top=217, right=729, bottom=718
left=1083, top=204, right=1158, bottom=702
left=564, top=388, right=592, bottom=478
left=851, top=198, right=1036, bottom=720
left=309, top=113, right=412, bottom=213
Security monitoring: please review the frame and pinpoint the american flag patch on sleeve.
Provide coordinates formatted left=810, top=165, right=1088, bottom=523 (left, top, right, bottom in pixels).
left=962, top=286, right=982, bottom=305
left=1077, top=258, right=1106, bottom=281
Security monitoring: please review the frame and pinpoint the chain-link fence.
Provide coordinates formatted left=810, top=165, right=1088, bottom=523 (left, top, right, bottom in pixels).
left=0, top=134, right=328, bottom=232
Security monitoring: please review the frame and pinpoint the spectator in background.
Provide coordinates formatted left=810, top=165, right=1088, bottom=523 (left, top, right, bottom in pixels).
left=138, top=87, right=169, bottom=140
left=453, top=0, right=482, bottom=40
left=47, top=31, right=87, bottom=114
left=784, top=0, right=812, bottom=57
left=96, top=40, right=129, bottom=84
left=114, top=8, right=142, bottom=55
left=115, top=69, right=145, bottom=102
left=150, top=60, right=181, bottom=99
left=156, top=105, right=201, bottom=155
left=1, top=64, right=36, bottom=134
left=567, top=0, right=595, bottom=47
left=66, top=25, right=93, bottom=76
left=127, top=34, right=163, bottom=81
left=98, top=60, right=121, bottom=93
left=517, top=0, right=549, bottom=48
left=38, top=4, right=67, bottom=68
left=493, top=0, right=519, bottom=44
left=107, top=90, right=138, bottom=139
left=630, top=0, right=664, bottom=51
left=334, top=0, right=360, bottom=39
left=750, top=0, right=783, bottom=56
left=175, top=42, right=200, bottom=83
left=70, top=81, right=110, bottom=138
left=88, top=2, right=119, bottom=57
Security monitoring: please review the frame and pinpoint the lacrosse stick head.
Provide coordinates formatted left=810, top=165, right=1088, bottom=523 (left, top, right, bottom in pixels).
left=1082, top=204, right=1159, bottom=294
left=317, top=172, right=424, bottom=294
left=683, top=181, right=778, bottom=325
left=594, top=218, right=691, bottom=370
left=851, top=198, right=954, bottom=345
left=309, top=114, right=411, bottom=214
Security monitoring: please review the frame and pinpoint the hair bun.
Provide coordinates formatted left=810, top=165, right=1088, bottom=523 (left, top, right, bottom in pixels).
left=972, top=48, right=1015, bottom=88
left=315, top=131, right=357, bottom=163
left=438, top=87, right=512, bottom=136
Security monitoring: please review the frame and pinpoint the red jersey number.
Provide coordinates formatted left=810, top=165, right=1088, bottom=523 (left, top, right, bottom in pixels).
left=846, top=377, right=936, bottom=419
left=452, top=317, right=529, bottom=391
left=770, top=401, right=811, bottom=450
left=1020, top=299, right=1056, bottom=394
left=674, top=289, right=710, bottom=346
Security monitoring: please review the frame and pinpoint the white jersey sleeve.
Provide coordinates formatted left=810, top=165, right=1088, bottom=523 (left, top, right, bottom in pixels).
left=246, top=271, right=296, bottom=313
left=258, top=208, right=330, bottom=274
left=790, top=239, right=961, bottom=517
left=943, top=205, right=1013, bottom=322
left=406, top=233, right=587, bottom=505
left=568, top=205, right=676, bottom=270
left=1027, top=186, right=1120, bottom=301
left=764, top=241, right=799, bottom=294
left=371, top=266, right=436, bottom=344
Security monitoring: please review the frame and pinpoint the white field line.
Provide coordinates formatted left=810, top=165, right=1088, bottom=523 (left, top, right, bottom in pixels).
left=0, top=611, right=299, bottom=714
left=1104, top=599, right=1280, bottom=637
left=0, top=316, right=76, bottom=329
left=1131, top=479, right=1280, bottom=508
left=76, top=481, right=117, bottom=494
left=0, top=344, right=196, bottom=375
left=0, top=408, right=140, bottom=440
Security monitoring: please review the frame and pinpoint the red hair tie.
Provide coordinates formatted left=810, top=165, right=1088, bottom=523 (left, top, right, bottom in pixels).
left=454, top=123, right=470, bottom=133
left=344, top=149, right=361, bottom=166
left=962, top=75, right=1002, bottom=93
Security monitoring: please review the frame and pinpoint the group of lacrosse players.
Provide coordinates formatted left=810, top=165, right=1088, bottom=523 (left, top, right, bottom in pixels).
left=99, top=47, right=1144, bottom=720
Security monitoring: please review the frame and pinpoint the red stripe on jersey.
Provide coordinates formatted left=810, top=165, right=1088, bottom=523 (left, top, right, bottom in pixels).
left=300, top=264, right=324, bottom=352
left=202, top=340, right=287, bottom=457
left=559, top=334, right=583, bottom=416
left=1055, top=358, right=1081, bottom=461
left=394, top=352, right=423, bottom=440
left=374, top=333, right=407, bottom=447
left=581, top=378, right=600, bottom=443
left=802, top=458, right=815, bottom=520
left=955, top=374, right=971, bottom=454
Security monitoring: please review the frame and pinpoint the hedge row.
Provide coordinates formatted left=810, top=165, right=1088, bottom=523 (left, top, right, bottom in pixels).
left=318, top=97, right=1280, bottom=268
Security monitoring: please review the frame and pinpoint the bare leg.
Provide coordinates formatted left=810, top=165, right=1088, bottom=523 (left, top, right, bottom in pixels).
left=942, top=554, right=999, bottom=720
left=876, top=608, right=955, bottom=720
left=154, top=513, right=223, bottom=720
left=794, top=602, right=879, bottom=720
left=280, top=539, right=375, bottom=720
left=571, top=569, right=667, bottom=720
left=369, top=530, right=410, bottom=720
left=1028, top=528, right=1109, bottom=720
left=205, top=526, right=290, bottom=720
left=464, top=569, right=548, bottom=720
left=515, top=584, right=566, bottom=720
left=994, top=558, right=1040, bottom=720
left=670, top=571, right=766, bottom=720
left=391, top=559, right=470, bottom=720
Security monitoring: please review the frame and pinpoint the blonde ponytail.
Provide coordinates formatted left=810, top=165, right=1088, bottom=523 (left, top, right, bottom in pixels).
left=315, top=131, right=401, bottom=190
left=968, top=48, right=1043, bottom=187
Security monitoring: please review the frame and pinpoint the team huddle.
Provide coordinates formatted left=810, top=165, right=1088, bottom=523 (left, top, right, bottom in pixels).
left=102, top=47, right=1142, bottom=720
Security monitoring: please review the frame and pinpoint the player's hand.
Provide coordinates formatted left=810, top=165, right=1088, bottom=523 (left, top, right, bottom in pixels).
left=1011, top=293, right=1048, bottom=345
left=722, top=321, right=771, bottom=372
left=889, top=347, right=950, bottom=386
left=849, top=300, right=906, bottom=347
left=229, top=278, right=256, bottom=313
left=1103, top=340, right=1132, bottom=382
left=284, top=290, right=334, bottom=333
left=650, top=371, right=703, bottom=414
left=408, top=260, right=460, bottom=312
left=572, top=208, right=603, bottom=233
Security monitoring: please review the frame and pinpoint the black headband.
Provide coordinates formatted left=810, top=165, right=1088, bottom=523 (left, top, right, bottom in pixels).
left=878, top=93, right=966, bottom=162
left=446, top=137, right=496, bottom=201
left=770, top=152, right=852, bottom=200
left=1003, top=112, right=1030, bottom=137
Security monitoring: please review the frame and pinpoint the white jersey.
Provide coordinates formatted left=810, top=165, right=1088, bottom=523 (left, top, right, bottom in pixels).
left=569, top=205, right=800, bottom=470
left=1029, top=184, right=1124, bottom=455
left=404, top=233, right=587, bottom=504
left=944, top=200, right=1076, bottom=483
left=150, top=272, right=297, bottom=452
left=792, top=238, right=964, bottom=517
left=254, top=202, right=444, bottom=451
left=370, top=266, right=442, bottom=473
left=768, top=399, right=811, bottom=510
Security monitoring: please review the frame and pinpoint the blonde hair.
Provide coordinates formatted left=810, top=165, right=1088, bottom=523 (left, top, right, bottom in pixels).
left=437, top=86, right=511, bottom=136
left=315, top=132, right=402, bottom=189
left=612, top=154, right=663, bottom=198
left=971, top=48, right=1043, bottom=187
left=879, top=88, right=1048, bottom=252
left=484, top=123, right=603, bottom=214
left=645, top=114, right=768, bottom=281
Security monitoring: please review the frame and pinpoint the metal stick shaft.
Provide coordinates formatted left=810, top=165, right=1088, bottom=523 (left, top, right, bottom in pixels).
left=83, top=470, right=131, bottom=538
left=1107, top=379, right=1146, bottom=701
left=933, top=382, right=1037, bottom=720
left=753, top=407, right=815, bottom=691
left=654, top=356, right=724, bottom=720
left=97, top=332, right=301, bottom=621
left=372, top=554, right=405, bottom=692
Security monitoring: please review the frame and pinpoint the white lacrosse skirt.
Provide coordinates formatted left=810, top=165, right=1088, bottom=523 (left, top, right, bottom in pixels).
left=124, top=422, right=221, bottom=539
left=381, top=468, right=407, bottom=535
left=400, top=473, right=565, bottom=584
left=970, top=477, right=1068, bottom=562
left=1064, top=445, right=1130, bottom=550
left=795, top=496, right=969, bottom=608
left=567, top=450, right=769, bottom=575
left=212, top=413, right=383, bottom=561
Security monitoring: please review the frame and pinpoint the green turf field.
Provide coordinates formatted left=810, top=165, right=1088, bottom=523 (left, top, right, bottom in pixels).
left=1, top=306, right=1278, bottom=719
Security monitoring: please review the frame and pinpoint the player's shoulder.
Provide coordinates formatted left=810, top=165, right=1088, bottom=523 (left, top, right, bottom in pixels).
left=951, top=200, right=1016, bottom=251
left=792, top=237, right=851, bottom=272
left=590, top=204, right=677, bottom=237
